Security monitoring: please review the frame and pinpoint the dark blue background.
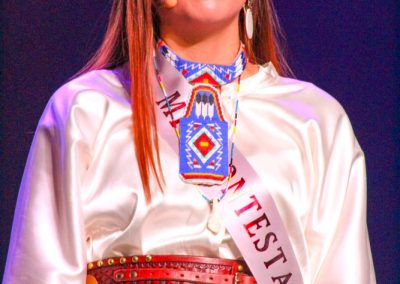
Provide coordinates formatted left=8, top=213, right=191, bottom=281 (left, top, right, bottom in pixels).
left=1, top=1, right=398, bottom=282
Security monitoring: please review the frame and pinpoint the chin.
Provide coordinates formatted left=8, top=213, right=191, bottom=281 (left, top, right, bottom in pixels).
left=175, top=0, right=243, bottom=23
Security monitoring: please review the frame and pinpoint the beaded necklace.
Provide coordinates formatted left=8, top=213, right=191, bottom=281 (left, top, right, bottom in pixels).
left=154, top=40, right=245, bottom=197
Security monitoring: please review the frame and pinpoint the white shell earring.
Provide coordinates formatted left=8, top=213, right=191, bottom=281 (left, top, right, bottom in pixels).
left=244, top=0, right=254, bottom=40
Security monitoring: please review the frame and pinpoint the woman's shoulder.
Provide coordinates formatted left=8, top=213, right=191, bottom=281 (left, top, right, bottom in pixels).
left=246, top=63, right=349, bottom=122
left=51, top=67, right=129, bottom=109
left=243, top=64, right=360, bottom=148
left=39, top=67, right=130, bottom=130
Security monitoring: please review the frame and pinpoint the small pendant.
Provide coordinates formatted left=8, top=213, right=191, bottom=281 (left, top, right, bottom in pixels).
left=207, top=198, right=222, bottom=234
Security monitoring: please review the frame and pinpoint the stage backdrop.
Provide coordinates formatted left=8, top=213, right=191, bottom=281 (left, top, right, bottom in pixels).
left=1, top=1, right=398, bottom=282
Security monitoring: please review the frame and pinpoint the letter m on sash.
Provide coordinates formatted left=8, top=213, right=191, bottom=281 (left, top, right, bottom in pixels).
left=156, top=91, right=186, bottom=117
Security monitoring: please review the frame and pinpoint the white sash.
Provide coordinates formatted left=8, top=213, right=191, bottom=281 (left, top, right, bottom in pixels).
left=152, top=50, right=304, bottom=284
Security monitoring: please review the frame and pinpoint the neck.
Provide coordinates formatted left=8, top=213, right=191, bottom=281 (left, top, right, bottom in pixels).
left=159, top=16, right=241, bottom=65
left=158, top=16, right=259, bottom=79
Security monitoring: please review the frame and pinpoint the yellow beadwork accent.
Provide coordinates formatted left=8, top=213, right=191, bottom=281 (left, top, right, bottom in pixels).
left=107, top=258, right=115, bottom=266
left=96, top=260, right=103, bottom=267
left=132, top=256, right=139, bottom=263
left=87, top=263, right=94, bottom=270
left=237, top=264, right=244, bottom=272
left=131, top=271, right=138, bottom=278
left=119, top=257, right=127, bottom=264
left=200, top=141, right=209, bottom=147
left=145, top=255, right=152, bottom=262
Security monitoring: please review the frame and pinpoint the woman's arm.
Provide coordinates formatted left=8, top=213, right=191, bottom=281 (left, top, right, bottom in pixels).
left=3, top=90, right=90, bottom=284
left=306, top=103, right=376, bottom=283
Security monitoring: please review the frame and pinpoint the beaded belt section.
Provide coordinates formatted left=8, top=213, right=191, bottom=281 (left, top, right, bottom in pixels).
left=87, top=255, right=256, bottom=284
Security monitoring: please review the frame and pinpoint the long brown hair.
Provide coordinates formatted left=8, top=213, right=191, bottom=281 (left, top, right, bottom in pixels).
left=79, top=0, right=289, bottom=203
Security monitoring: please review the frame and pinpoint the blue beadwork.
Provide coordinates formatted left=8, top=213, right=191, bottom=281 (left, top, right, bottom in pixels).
left=159, top=42, right=247, bottom=86
left=158, top=40, right=247, bottom=185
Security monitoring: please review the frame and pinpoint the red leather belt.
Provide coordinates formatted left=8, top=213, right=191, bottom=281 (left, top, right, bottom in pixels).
left=87, top=255, right=256, bottom=284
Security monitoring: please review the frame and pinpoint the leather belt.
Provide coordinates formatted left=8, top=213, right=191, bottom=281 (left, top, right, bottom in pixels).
left=87, top=255, right=256, bottom=284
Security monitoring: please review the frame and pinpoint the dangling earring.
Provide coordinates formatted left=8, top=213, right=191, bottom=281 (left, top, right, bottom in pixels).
left=243, top=0, right=254, bottom=40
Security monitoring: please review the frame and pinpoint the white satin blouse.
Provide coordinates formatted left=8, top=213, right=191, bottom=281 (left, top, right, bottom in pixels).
left=3, top=63, right=375, bottom=283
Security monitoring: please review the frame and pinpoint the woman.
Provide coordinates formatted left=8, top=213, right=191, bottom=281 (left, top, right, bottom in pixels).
left=3, top=0, right=375, bottom=283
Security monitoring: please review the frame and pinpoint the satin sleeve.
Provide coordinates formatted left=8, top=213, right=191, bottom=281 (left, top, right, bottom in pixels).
left=3, top=87, right=93, bottom=283
left=307, top=102, right=376, bottom=283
